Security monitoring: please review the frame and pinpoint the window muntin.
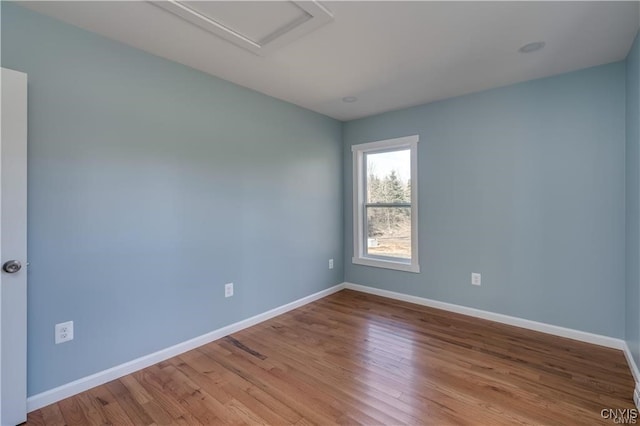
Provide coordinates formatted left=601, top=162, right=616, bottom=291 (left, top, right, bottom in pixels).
left=352, top=135, right=419, bottom=273
left=364, top=149, right=411, bottom=260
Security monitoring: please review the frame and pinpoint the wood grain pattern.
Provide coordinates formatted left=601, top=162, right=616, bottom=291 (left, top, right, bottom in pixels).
left=26, top=290, right=635, bottom=425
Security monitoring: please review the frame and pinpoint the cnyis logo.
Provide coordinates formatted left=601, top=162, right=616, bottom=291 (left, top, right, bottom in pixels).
left=601, top=408, right=639, bottom=424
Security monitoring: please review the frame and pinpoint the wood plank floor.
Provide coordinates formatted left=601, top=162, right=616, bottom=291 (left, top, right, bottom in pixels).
left=26, top=290, right=635, bottom=425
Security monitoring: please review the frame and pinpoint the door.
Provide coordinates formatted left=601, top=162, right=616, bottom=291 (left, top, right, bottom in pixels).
left=1, top=68, right=28, bottom=425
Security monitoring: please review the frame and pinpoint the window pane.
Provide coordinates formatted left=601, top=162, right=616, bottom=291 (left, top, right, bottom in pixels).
left=366, top=149, right=411, bottom=203
left=366, top=206, right=411, bottom=259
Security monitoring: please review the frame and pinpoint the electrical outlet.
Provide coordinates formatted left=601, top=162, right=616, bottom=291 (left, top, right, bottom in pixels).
left=55, top=321, right=74, bottom=344
left=225, top=282, right=234, bottom=298
left=329, top=259, right=334, bottom=269
left=471, top=273, right=481, bottom=286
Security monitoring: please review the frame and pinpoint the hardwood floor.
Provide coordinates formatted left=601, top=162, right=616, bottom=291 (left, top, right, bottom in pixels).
left=27, top=290, right=635, bottom=425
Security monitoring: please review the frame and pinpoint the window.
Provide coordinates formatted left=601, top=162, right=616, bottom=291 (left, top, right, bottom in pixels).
left=352, top=135, right=419, bottom=273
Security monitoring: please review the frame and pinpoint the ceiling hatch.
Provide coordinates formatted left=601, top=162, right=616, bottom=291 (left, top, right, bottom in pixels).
left=151, top=1, right=333, bottom=56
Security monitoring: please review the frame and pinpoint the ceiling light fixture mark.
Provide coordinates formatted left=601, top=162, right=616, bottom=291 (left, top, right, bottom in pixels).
left=518, top=41, right=546, bottom=53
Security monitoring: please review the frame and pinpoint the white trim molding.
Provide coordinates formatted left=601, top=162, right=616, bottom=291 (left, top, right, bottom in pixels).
left=344, top=282, right=625, bottom=350
left=150, top=1, right=333, bottom=56
left=345, top=282, right=639, bottom=408
left=351, top=135, right=420, bottom=273
left=623, top=343, right=640, bottom=384
left=27, top=283, right=345, bottom=412
left=622, top=343, right=640, bottom=410
left=28, top=281, right=636, bottom=411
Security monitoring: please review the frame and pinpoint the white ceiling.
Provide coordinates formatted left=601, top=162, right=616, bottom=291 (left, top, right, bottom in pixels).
left=18, top=1, right=640, bottom=121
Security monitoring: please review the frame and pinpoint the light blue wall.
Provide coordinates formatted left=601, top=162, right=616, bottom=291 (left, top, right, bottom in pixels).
left=626, top=30, right=640, bottom=367
left=1, top=0, right=636, bottom=399
left=344, top=63, right=626, bottom=338
left=1, top=3, right=343, bottom=396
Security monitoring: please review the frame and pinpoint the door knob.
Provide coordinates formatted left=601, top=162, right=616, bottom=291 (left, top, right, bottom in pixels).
left=2, top=260, right=21, bottom=273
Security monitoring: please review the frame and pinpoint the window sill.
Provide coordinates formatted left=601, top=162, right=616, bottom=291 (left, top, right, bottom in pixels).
left=352, top=256, right=420, bottom=273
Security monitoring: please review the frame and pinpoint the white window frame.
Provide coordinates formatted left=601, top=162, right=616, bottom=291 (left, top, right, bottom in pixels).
left=352, top=135, right=420, bottom=273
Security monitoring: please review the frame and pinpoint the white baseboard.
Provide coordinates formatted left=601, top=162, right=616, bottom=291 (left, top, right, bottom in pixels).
left=346, top=283, right=640, bottom=408
left=27, top=281, right=634, bottom=412
left=623, top=343, right=640, bottom=384
left=27, top=283, right=346, bottom=412
left=623, top=342, right=640, bottom=410
left=344, top=282, right=625, bottom=350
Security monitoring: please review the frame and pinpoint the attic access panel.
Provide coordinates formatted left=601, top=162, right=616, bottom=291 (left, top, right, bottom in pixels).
left=151, top=1, right=333, bottom=56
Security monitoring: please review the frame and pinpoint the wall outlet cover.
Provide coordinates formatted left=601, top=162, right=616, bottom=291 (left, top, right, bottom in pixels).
left=225, top=282, right=234, bottom=298
left=55, top=321, right=74, bottom=344
left=471, top=273, right=481, bottom=286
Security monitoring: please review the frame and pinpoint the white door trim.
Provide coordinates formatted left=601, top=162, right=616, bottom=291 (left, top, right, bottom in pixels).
left=1, top=67, right=28, bottom=426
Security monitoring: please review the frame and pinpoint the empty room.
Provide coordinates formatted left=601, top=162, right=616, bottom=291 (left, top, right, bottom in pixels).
left=1, top=0, right=640, bottom=424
